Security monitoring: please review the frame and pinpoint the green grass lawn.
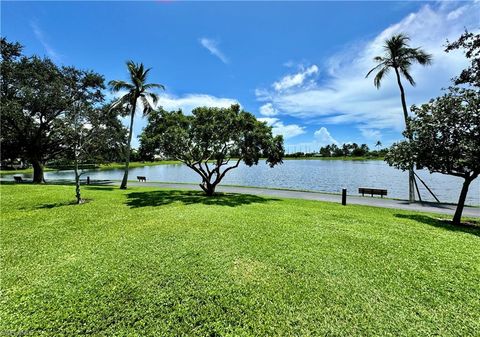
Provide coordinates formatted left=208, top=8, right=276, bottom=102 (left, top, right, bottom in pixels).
left=1, top=184, right=479, bottom=336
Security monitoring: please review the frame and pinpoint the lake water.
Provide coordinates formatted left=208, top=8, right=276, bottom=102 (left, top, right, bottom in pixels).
left=7, top=160, right=480, bottom=205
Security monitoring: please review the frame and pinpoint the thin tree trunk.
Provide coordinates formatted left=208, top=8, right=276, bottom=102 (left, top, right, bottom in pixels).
left=452, top=178, right=471, bottom=226
left=120, top=101, right=137, bottom=190
left=32, top=159, right=45, bottom=184
left=74, top=155, right=82, bottom=204
left=394, top=66, right=416, bottom=202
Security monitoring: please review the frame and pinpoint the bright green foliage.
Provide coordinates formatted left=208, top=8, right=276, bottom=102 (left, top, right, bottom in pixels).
left=1, top=184, right=479, bottom=336
left=140, top=104, right=284, bottom=195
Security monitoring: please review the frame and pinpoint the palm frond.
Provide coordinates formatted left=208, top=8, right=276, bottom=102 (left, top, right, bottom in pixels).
left=369, top=32, right=431, bottom=89
left=366, top=63, right=385, bottom=78
left=143, top=83, right=165, bottom=91
left=108, top=80, right=134, bottom=92
left=400, top=67, right=416, bottom=86
left=140, top=95, right=154, bottom=115
left=374, top=67, right=390, bottom=88
left=146, top=92, right=159, bottom=106
left=410, top=49, right=433, bottom=65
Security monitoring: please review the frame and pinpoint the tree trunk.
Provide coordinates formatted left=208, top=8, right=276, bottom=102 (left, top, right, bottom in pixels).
left=452, top=178, right=471, bottom=226
left=200, top=180, right=216, bottom=196
left=74, top=157, right=82, bottom=204
left=394, top=66, right=416, bottom=202
left=120, top=101, right=137, bottom=190
left=32, top=159, right=45, bottom=184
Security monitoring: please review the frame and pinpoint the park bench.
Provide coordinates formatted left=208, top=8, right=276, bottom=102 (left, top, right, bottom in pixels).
left=137, top=176, right=147, bottom=182
left=358, top=187, right=387, bottom=198
left=13, top=176, right=23, bottom=183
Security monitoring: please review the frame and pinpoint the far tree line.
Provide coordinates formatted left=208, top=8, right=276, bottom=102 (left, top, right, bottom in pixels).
left=284, top=142, right=388, bottom=159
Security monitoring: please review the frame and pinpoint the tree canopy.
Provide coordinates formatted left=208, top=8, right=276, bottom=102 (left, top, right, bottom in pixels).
left=0, top=38, right=126, bottom=182
left=445, top=30, right=480, bottom=88
left=139, top=104, right=284, bottom=195
left=385, top=88, right=479, bottom=224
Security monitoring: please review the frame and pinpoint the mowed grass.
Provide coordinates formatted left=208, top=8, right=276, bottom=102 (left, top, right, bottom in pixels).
left=1, top=184, right=479, bottom=336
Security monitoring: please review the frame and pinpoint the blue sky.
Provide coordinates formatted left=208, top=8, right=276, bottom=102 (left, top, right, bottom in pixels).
left=2, top=1, right=478, bottom=150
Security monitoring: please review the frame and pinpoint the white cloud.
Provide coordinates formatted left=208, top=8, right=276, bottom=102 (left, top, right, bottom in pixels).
left=30, top=22, right=61, bottom=62
left=199, top=38, right=229, bottom=64
left=155, top=93, right=238, bottom=113
left=256, top=2, right=479, bottom=135
left=272, top=64, right=319, bottom=91
left=259, top=103, right=278, bottom=116
left=360, top=128, right=382, bottom=140
left=314, top=127, right=338, bottom=145
left=257, top=117, right=305, bottom=139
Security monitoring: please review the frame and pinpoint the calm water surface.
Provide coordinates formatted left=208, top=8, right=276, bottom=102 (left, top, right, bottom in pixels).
left=8, top=160, right=480, bottom=205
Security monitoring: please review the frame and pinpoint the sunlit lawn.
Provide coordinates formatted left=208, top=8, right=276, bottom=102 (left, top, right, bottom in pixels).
left=1, top=184, right=479, bottom=336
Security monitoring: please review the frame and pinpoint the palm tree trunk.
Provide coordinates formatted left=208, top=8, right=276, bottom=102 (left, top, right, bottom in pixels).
left=394, top=67, right=415, bottom=203
left=120, top=101, right=137, bottom=189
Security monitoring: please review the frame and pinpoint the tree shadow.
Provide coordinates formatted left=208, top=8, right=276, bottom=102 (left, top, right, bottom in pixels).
left=126, top=189, right=280, bottom=208
left=85, top=186, right=116, bottom=191
left=394, top=213, right=480, bottom=237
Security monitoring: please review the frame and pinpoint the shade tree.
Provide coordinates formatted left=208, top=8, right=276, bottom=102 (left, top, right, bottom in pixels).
left=139, top=104, right=284, bottom=196
left=385, top=88, right=479, bottom=225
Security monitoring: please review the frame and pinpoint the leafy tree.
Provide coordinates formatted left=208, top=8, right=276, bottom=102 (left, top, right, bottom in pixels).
left=140, top=104, right=284, bottom=196
left=352, top=144, right=369, bottom=157
left=319, top=145, right=332, bottom=157
left=63, top=103, right=126, bottom=204
left=385, top=88, right=479, bottom=225
left=445, top=30, right=480, bottom=88
left=109, top=61, right=164, bottom=189
left=331, top=144, right=343, bottom=157
left=366, top=33, right=432, bottom=202
left=341, top=143, right=351, bottom=156
left=0, top=38, right=106, bottom=182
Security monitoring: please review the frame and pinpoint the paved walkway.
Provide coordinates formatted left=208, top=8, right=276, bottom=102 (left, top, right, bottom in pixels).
left=114, top=180, right=480, bottom=217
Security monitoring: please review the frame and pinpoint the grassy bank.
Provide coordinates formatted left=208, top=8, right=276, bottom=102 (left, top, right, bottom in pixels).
left=1, top=184, right=479, bottom=336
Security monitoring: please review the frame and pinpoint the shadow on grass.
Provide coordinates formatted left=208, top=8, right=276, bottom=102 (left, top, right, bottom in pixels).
left=395, top=214, right=480, bottom=237
left=35, top=201, right=78, bottom=209
left=126, top=189, right=279, bottom=208
left=85, top=186, right=116, bottom=191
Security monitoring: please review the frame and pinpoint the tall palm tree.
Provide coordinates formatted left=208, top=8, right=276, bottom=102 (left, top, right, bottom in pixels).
left=366, top=33, right=432, bottom=202
left=109, top=61, right=164, bottom=189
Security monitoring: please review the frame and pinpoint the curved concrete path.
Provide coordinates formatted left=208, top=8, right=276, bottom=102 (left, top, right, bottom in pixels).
left=114, top=180, right=479, bottom=218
